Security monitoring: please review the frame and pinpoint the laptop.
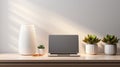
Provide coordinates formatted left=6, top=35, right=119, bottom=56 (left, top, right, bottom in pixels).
left=48, top=35, right=80, bottom=57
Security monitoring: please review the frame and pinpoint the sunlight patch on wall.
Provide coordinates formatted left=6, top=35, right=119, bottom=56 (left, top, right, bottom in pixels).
left=9, top=0, right=93, bottom=35
left=8, top=0, right=101, bottom=54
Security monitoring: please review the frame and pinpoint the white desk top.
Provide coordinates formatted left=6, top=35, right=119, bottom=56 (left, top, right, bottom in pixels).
left=0, top=53, right=120, bottom=62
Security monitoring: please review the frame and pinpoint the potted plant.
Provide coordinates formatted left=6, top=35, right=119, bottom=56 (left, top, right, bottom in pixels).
left=83, top=34, right=100, bottom=55
left=102, top=34, right=119, bottom=55
left=38, top=45, right=45, bottom=55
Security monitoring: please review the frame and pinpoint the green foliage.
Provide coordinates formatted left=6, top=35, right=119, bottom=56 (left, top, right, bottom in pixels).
left=38, top=45, right=45, bottom=49
left=102, top=34, right=119, bottom=45
left=83, top=34, right=100, bottom=44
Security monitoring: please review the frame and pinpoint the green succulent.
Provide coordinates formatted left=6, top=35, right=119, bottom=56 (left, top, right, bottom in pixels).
left=38, top=45, right=45, bottom=49
left=83, top=34, right=100, bottom=44
left=102, top=34, right=119, bottom=45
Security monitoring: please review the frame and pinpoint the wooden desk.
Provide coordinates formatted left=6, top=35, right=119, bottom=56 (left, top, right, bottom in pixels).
left=0, top=54, right=120, bottom=67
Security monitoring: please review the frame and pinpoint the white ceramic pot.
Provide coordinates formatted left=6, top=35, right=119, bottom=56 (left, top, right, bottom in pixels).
left=104, top=44, right=117, bottom=55
left=18, top=24, right=37, bottom=55
left=38, top=49, right=44, bottom=55
left=85, top=44, right=98, bottom=55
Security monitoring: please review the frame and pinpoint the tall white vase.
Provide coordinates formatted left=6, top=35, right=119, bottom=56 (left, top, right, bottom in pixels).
left=18, top=24, right=37, bottom=55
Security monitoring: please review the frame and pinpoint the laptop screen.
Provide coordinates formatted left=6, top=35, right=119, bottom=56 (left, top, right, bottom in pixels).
left=49, top=35, right=79, bottom=54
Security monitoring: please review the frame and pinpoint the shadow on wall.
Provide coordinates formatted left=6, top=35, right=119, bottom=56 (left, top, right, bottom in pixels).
left=5, top=0, right=120, bottom=54
left=117, top=43, right=120, bottom=54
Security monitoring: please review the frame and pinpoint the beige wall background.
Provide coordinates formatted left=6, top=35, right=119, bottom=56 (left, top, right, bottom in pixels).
left=0, top=0, right=120, bottom=54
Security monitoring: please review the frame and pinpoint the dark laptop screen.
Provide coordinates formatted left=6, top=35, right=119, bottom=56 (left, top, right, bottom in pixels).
left=49, top=35, right=79, bottom=54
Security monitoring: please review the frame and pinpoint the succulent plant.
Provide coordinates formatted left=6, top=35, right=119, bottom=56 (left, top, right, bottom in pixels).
left=102, top=34, right=119, bottom=45
left=38, top=45, right=45, bottom=49
left=83, top=34, right=100, bottom=44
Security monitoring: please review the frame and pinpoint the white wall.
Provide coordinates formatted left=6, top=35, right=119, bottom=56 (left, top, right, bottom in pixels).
left=0, top=0, right=120, bottom=54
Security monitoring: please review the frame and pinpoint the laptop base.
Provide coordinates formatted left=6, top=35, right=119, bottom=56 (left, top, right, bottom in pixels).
left=48, top=54, right=80, bottom=57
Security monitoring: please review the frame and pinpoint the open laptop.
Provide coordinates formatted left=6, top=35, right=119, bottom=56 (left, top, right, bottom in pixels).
left=48, top=35, right=80, bottom=57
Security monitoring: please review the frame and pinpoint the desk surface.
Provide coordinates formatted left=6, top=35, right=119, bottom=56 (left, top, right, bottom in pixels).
left=0, top=54, right=120, bottom=62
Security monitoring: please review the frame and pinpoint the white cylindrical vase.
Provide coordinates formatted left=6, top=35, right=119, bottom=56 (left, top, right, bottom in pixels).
left=18, top=24, right=37, bottom=55
left=104, top=44, right=117, bottom=55
left=85, top=44, right=98, bottom=55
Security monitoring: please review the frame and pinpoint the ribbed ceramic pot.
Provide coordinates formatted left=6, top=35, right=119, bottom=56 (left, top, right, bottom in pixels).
left=38, top=49, right=45, bottom=55
left=104, top=44, right=117, bottom=55
left=85, top=44, right=98, bottom=55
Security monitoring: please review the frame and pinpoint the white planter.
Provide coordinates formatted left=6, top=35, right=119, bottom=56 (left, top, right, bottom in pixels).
left=104, top=44, right=117, bottom=55
left=38, top=49, right=45, bottom=55
left=85, top=44, right=98, bottom=55
left=18, top=24, right=37, bottom=55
